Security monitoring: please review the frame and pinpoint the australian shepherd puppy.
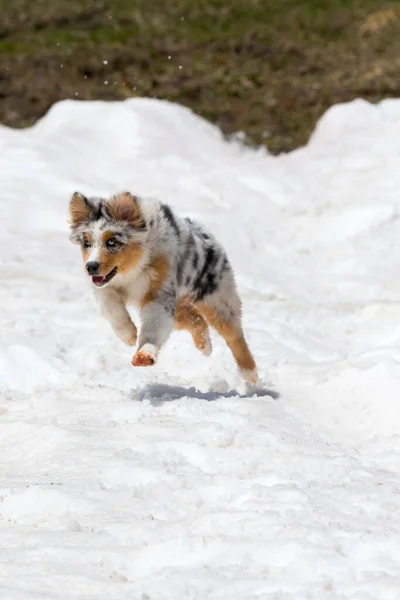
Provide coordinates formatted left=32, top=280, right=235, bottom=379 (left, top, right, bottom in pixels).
left=69, top=191, right=257, bottom=383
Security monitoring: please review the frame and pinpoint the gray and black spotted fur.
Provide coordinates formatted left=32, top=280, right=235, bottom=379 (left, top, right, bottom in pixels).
left=162, top=212, right=231, bottom=303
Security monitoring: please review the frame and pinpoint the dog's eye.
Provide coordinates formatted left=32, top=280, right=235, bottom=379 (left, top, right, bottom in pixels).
left=83, top=239, right=91, bottom=249
left=106, top=237, right=118, bottom=249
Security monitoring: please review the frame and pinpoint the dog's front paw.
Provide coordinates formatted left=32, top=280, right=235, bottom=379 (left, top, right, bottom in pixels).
left=132, top=343, right=158, bottom=367
left=114, top=323, right=137, bottom=347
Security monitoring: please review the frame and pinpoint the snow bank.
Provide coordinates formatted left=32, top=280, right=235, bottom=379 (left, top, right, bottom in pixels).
left=1, top=97, right=400, bottom=598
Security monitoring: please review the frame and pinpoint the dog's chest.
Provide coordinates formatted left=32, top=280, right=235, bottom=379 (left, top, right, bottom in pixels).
left=124, top=271, right=150, bottom=306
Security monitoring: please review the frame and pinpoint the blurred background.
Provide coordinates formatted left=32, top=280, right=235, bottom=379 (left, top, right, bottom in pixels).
left=1, top=0, right=400, bottom=154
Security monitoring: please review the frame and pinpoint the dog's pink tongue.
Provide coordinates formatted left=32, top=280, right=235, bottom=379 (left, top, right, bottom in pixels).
left=92, top=275, right=104, bottom=286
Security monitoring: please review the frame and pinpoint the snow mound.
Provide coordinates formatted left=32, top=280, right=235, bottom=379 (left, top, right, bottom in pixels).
left=0, top=344, right=66, bottom=392
left=2, top=97, right=400, bottom=598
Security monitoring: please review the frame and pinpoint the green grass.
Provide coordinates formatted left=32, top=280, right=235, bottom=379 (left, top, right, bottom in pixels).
left=2, top=0, right=400, bottom=152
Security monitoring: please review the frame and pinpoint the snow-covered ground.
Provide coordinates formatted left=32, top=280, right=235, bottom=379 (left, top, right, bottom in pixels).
left=1, top=97, right=400, bottom=599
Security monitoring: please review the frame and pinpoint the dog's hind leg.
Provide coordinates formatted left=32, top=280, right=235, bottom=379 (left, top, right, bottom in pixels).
left=175, top=299, right=212, bottom=356
left=196, top=282, right=257, bottom=384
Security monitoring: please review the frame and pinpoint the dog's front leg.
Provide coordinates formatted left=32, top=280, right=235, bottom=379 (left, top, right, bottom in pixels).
left=95, top=288, right=137, bottom=346
left=132, top=299, right=175, bottom=366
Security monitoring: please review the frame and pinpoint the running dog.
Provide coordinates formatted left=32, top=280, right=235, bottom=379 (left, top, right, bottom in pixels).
left=69, top=191, right=257, bottom=383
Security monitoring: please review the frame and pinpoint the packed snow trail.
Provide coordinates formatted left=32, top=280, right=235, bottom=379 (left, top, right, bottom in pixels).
left=1, top=98, right=400, bottom=599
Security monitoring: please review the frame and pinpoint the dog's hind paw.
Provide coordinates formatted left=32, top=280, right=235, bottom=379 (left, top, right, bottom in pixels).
left=199, top=334, right=212, bottom=357
left=239, top=367, right=258, bottom=385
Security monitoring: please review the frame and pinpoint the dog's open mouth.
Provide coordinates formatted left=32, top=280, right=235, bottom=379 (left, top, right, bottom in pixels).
left=92, top=267, right=118, bottom=287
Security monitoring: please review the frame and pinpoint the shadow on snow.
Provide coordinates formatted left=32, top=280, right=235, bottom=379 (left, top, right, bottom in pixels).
left=132, top=382, right=279, bottom=405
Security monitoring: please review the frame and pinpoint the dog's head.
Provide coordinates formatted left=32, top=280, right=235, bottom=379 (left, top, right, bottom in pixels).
left=69, top=191, right=147, bottom=288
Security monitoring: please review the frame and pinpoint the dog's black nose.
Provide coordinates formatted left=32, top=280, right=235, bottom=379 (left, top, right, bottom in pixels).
left=86, top=261, right=100, bottom=275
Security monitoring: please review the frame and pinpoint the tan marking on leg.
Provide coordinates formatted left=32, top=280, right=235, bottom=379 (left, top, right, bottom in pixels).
left=197, top=304, right=257, bottom=381
left=140, top=255, right=170, bottom=308
left=175, top=299, right=212, bottom=356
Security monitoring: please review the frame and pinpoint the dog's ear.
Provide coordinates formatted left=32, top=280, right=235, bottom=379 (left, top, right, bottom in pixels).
left=69, top=192, right=91, bottom=227
left=106, top=191, right=146, bottom=229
